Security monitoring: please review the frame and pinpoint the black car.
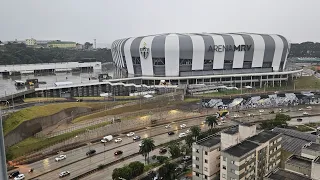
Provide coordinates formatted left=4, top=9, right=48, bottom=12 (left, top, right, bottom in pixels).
left=114, top=150, right=123, bottom=155
left=133, top=136, right=141, bottom=140
left=168, top=131, right=175, bottom=135
left=8, top=171, right=19, bottom=178
left=159, top=148, right=167, bottom=154
left=297, top=118, right=303, bottom=122
left=86, top=149, right=96, bottom=156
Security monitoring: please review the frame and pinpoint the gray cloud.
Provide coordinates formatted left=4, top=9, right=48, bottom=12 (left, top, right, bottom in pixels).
left=0, top=0, right=319, bottom=47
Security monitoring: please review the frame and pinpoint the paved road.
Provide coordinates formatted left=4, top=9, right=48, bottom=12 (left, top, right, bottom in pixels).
left=21, top=116, right=221, bottom=180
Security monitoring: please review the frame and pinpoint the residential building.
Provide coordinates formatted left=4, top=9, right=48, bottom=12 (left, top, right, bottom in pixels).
left=192, top=135, right=221, bottom=180
left=221, top=130, right=282, bottom=180
left=264, top=168, right=312, bottom=180
left=285, top=155, right=312, bottom=177
left=221, top=124, right=256, bottom=150
left=26, top=38, right=36, bottom=46
left=311, top=156, right=320, bottom=180
left=301, top=142, right=320, bottom=160
left=47, top=40, right=76, bottom=48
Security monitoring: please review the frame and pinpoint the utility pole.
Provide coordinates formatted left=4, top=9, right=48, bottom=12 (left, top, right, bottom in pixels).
left=0, top=108, right=8, bottom=180
left=94, top=39, right=96, bottom=49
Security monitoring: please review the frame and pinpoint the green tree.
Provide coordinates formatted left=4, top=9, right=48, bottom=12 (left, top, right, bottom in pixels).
left=116, top=166, right=133, bottom=180
left=185, top=134, right=194, bottom=148
left=190, top=126, right=201, bottom=141
left=156, top=156, right=169, bottom=164
left=128, top=161, right=144, bottom=177
left=275, top=113, right=291, bottom=121
left=112, top=168, right=121, bottom=180
left=180, top=143, right=191, bottom=155
left=205, top=115, right=218, bottom=129
left=168, top=143, right=181, bottom=158
left=158, top=162, right=177, bottom=179
left=139, top=138, right=156, bottom=164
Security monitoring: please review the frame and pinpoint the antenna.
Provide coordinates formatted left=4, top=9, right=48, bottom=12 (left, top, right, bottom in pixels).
left=94, top=39, right=96, bottom=49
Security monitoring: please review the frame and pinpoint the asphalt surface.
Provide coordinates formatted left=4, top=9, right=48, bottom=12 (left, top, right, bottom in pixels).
left=20, top=116, right=220, bottom=180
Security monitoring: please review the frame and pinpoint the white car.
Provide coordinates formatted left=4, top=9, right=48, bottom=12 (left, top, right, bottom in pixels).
left=185, top=129, right=190, bottom=134
left=298, top=108, right=303, bottom=111
left=59, top=171, right=70, bottom=178
left=259, top=109, right=264, bottom=113
left=101, top=139, right=107, bottom=143
left=180, top=124, right=187, bottom=129
left=114, top=138, right=122, bottom=143
left=201, top=121, right=206, bottom=125
left=139, top=143, right=143, bottom=147
left=303, top=112, right=309, bottom=115
left=165, top=124, right=171, bottom=128
left=127, top=132, right=135, bottom=137
left=233, top=114, right=240, bottom=118
left=179, top=133, right=187, bottom=138
left=307, top=106, right=312, bottom=109
left=14, top=174, right=25, bottom=180
left=55, top=155, right=67, bottom=162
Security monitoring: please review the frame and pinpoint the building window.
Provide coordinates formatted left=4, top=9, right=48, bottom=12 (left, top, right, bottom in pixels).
left=223, top=165, right=226, bottom=170
left=196, top=149, right=199, bottom=153
left=196, top=173, right=200, bottom=177
left=205, top=175, right=208, bottom=179
left=204, top=167, right=208, bottom=171
left=222, top=174, right=226, bottom=178
left=153, top=58, right=165, bottom=65
left=205, top=151, right=208, bottom=155
left=231, top=169, right=235, bottom=173
left=205, top=159, right=208, bottom=163
left=179, top=59, right=192, bottom=65
left=231, top=160, right=235, bottom=164
left=204, top=60, right=213, bottom=64
left=196, top=165, right=199, bottom=169
left=196, top=157, right=199, bottom=161
left=218, top=147, right=220, bottom=151
left=223, top=156, right=226, bottom=161
left=132, top=57, right=141, bottom=65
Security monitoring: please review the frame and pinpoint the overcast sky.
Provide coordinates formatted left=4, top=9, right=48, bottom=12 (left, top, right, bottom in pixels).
left=1, top=0, right=319, bottom=47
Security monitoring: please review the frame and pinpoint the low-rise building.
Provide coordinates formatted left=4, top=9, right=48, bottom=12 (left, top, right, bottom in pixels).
left=285, top=155, right=312, bottom=177
left=26, top=38, right=36, bottom=46
left=311, top=156, right=320, bottom=180
left=264, top=168, right=312, bottom=180
left=47, top=40, right=77, bottom=48
left=301, top=142, right=320, bottom=160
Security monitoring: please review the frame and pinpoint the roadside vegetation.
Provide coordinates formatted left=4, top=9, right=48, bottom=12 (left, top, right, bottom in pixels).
left=23, top=97, right=66, bottom=103
left=295, top=125, right=314, bottom=132
left=74, top=96, right=138, bottom=100
left=260, top=113, right=291, bottom=130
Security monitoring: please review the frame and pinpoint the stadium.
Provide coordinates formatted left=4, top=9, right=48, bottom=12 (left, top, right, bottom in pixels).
left=111, top=33, right=302, bottom=88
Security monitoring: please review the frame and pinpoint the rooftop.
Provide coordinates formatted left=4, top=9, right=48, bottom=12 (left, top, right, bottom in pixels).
left=47, top=41, right=76, bottom=44
left=223, top=126, right=239, bottom=135
left=196, top=135, right=221, bottom=148
left=286, top=155, right=312, bottom=169
left=303, top=142, right=320, bottom=151
left=247, top=130, right=280, bottom=144
left=266, top=168, right=311, bottom=180
left=240, top=123, right=255, bottom=127
left=223, top=140, right=259, bottom=157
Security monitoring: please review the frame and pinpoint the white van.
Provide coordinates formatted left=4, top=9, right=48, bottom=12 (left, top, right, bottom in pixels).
left=101, top=135, right=113, bottom=142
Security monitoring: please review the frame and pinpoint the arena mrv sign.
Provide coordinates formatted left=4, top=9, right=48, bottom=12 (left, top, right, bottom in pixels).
left=208, top=45, right=252, bottom=52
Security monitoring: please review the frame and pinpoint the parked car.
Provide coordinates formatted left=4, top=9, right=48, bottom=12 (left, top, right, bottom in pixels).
left=307, top=106, right=312, bottom=109
left=127, top=132, right=135, bottom=137
left=183, top=155, right=191, bottom=161
left=167, top=131, right=175, bottom=135
left=297, top=118, right=303, bottom=122
left=179, top=133, right=187, bottom=138
left=114, top=150, right=123, bottom=156
left=259, top=109, right=264, bottom=113
left=298, top=108, right=303, bottom=111
left=55, top=155, right=67, bottom=162
left=14, top=174, right=25, bottom=180
left=159, top=148, right=167, bottom=154
left=59, top=171, right=70, bottom=178
left=133, top=136, right=141, bottom=140
left=114, top=138, right=122, bottom=143
left=180, top=124, right=187, bottom=129
left=9, top=171, right=20, bottom=178
left=139, top=143, right=143, bottom=147
left=86, top=149, right=96, bottom=156
left=165, top=124, right=171, bottom=128
left=185, top=129, right=190, bottom=134
left=303, top=112, right=309, bottom=116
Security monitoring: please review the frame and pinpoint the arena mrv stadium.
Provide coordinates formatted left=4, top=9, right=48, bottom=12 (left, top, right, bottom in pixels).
left=111, top=33, right=302, bottom=87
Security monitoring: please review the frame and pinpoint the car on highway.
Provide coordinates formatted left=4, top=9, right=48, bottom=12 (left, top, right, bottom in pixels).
left=55, top=155, right=67, bottom=162
left=159, top=148, right=167, bottom=154
left=59, top=171, right=70, bottom=178
left=183, top=155, right=191, bottom=161
left=133, top=136, right=141, bottom=140
left=100, top=139, right=108, bottom=143
left=299, top=108, right=303, bottom=111
left=86, top=149, right=96, bottom=156
left=127, top=132, right=135, bottom=137
left=307, top=106, right=312, bottom=109
left=114, top=150, right=123, bottom=156
left=303, top=112, right=309, bottom=116
left=297, top=118, right=303, bottom=122
left=165, top=124, right=171, bottom=128
left=14, top=174, right=25, bottom=180
left=179, top=133, right=187, bottom=138
left=8, top=171, right=20, bottom=178
left=180, top=124, right=187, bottom=129
left=259, top=109, right=264, bottom=113
left=201, top=120, right=206, bottom=125
left=114, top=138, right=122, bottom=143
left=167, top=131, right=175, bottom=135
left=233, top=114, right=240, bottom=118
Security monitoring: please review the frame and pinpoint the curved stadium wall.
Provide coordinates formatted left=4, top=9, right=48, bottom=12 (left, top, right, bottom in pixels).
left=111, top=33, right=290, bottom=78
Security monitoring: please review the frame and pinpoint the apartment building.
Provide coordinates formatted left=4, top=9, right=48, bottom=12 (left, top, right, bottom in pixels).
left=192, top=135, right=221, bottom=180
left=221, top=130, right=282, bottom=180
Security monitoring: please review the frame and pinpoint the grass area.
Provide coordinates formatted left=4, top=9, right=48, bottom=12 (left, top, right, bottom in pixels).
left=280, top=150, right=292, bottom=168
left=75, top=96, right=138, bottom=100
left=295, top=125, right=314, bottom=132
left=184, top=98, right=201, bottom=102
left=7, top=121, right=110, bottom=160
left=4, top=101, right=124, bottom=135
left=144, top=162, right=161, bottom=172
left=293, top=76, right=320, bottom=89
left=23, top=97, right=66, bottom=103
left=306, top=122, right=320, bottom=128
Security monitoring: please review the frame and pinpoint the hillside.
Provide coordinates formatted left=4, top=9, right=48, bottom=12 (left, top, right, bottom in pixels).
left=0, top=43, right=112, bottom=65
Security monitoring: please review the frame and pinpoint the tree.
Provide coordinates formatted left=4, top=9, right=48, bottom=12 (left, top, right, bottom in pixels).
left=112, top=168, right=121, bottom=180
left=190, top=126, right=201, bottom=141
left=139, top=138, right=155, bottom=164
left=158, top=162, right=177, bottom=180
left=115, top=166, right=132, bottom=180
left=205, top=115, right=218, bottom=129
left=168, top=143, right=182, bottom=158
left=185, top=135, right=194, bottom=149
left=128, top=161, right=144, bottom=177
left=84, top=42, right=93, bottom=49
left=156, top=156, right=169, bottom=164
left=180, top=143, right=191, bottom=155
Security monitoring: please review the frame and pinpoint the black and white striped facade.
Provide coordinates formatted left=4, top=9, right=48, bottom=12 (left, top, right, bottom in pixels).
left=111, top=33, right=291, bottom=78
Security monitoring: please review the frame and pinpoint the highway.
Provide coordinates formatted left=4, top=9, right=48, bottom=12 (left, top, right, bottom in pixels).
left=14, top=104, right=319, bottom=180
left=22, top=115, right=228, bottom=180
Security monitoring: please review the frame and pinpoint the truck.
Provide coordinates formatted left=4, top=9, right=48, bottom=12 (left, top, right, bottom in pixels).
left=101, top=135, right=113, bottom=143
